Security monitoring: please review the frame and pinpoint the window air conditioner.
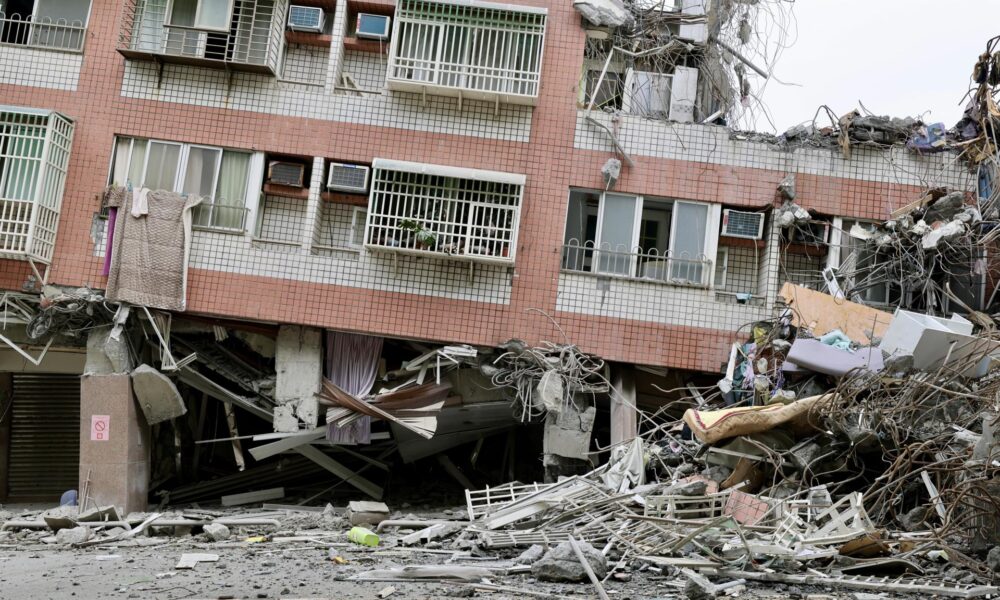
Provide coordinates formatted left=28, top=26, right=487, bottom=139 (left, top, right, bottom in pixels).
left=721, top=209, right=764, bottom=240
left=288, top=5, right=325, bottom=32
left=356, top=13, right=391, bottom=40
left=327, top=163, right=371, bottom=193
left=267, top=161, right=306, bottom=187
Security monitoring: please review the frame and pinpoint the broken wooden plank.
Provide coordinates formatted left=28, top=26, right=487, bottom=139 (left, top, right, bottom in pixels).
left=569, top=536, right=610, bottom=600
left=249, top=428, right=325, bottom=461
left=296, top=445, right=383, bottom=499
left=221, top=487, right=285, bottom=507
left=778, top=282, right=893, bottom=343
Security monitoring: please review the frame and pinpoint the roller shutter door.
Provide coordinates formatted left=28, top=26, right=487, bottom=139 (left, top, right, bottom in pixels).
left=8, top=374, right=80, bottom=501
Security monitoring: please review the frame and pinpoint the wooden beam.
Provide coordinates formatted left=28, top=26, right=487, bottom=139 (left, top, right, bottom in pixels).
left=295, top=445, right=383, bottom=499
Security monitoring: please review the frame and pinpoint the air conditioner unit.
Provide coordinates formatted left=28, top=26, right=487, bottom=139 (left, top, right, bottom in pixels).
left=327, top=162, right=370, bottom=193
left=267, top=161, right=306, bottom=187
left=356, top=13, right=391, bottom=40
left=721, top=209, right=764, bottom=240
left=288, top=5, right=325, bottom=32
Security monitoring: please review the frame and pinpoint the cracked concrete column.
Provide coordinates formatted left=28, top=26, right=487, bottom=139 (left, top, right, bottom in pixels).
left=274, top=325, right=322, bottom=432
left=79, top=374, right=149, bottom=514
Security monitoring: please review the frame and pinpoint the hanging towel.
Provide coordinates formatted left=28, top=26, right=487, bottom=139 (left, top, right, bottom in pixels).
left=131, top=187, right=150, bottom=217
left=106, top=190, right=202, bottom=311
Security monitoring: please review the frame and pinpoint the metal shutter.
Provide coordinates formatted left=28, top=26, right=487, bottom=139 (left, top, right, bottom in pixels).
left=8, top=374, right=80, bottom=501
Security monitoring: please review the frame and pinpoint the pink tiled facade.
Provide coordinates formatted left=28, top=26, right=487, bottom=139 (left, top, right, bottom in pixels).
left=0, top=0, right=970, bottom=372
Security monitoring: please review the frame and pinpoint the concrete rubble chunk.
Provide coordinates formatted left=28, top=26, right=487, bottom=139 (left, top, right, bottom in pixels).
left=573, top=0, right=632, bottom=28
left=531, top=539, right=607, bottom=582
left=516, top=544, right=546, bottom=565
left=203, top=522, right=230, bottom=542
left=55, top=526, right=92, bottom=545
left=131, top=364, right=187, bottom=425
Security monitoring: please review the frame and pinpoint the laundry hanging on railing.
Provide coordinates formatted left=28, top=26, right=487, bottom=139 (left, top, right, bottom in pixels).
left=106, top=189, right=202, bottom=312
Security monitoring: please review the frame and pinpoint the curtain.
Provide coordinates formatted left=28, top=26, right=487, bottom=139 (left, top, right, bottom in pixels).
left=128, top=139, right=147, bottom=187
left=670, top=201, right=708, bottom=283
left=212, top=150, right=249, bottom=229
left=325, top=331, right=384, bottom=444
left=144, top=141, right=180, bottom=191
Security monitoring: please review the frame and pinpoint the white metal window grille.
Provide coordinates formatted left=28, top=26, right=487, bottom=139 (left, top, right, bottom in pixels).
left=118, top=0, right=287, bottom=75
left=365, top=159, right=523, bottom=264
left=388, top=0, right=546, bottom=105
left=0, top=107, right=74, bottom=267
left=0, top=11, right=88, bottom=52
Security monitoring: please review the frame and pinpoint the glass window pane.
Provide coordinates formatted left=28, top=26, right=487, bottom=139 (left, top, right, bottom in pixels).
left=197, top=0, right=231, bottom=29
left=128, top=139, right=147, bottom=187
left=169, top=0, right=197, bottom=26
left=597, top=193, right=637, bottom=275
left=144, top=142, right=180, bottom=191
left=182, top=146, right=221, bottom=198
left=671, top=201, right=707, bottom=283
left=210, top=150, right=249, bottom=228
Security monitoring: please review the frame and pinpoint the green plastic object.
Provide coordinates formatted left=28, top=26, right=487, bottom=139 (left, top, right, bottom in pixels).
left=348, top=526, right=380, bottom=547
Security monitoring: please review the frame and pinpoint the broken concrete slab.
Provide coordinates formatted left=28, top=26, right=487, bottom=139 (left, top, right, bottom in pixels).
left=131, top=364, right=186, bottom=425
left=85, top=328, right=133, bottom=375
left=516, top=544, right=545, bottom=565
left=531, top=539, right=607, bottom=582
left=543, top=403, right=596, bottom=461
left=573, top=0, right=632, bottom=28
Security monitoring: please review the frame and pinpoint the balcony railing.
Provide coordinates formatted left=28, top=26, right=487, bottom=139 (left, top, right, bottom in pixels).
left=387, top=0, right=547, bottom=106
left=117, top=0, right=287, bottom=75
left=0, top=13, right=86, bottom=52
left=561, top=239, right=713, bottom=288
left=192, top=202, right=249, bottom=233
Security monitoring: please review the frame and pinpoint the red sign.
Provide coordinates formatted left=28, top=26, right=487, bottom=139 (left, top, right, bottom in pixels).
left=91, top=415, right=110, bottom=441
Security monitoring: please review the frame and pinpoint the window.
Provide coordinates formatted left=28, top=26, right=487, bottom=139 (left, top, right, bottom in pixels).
left=838, top=219, right=899, bottom=306
left=167, top=0, right=234, bottom=31
left=0, top=107, right=74, bottom=265
left=388, top=0, right=547, bottom=104
left=109, top=137, right=251, bottom=231
left=0, top=0, right=90, bottom=51
left=562, top=190, right=715, bottom=286
left=364, top=158, right=523, bottom=264
left=623, top=70, right=672, bottom=118
left=123, top=0, right=285, bottom=74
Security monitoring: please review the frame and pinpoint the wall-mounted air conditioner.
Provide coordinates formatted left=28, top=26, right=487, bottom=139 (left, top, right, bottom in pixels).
left=356, top=13, right=391, bottom=40
left=721, top=209, right=764, bottom=240
left=327, top=162, right=370, bottom=193
left=288, top=5, right=325, bottom=32
left=267, top=161, right=306, bottom=187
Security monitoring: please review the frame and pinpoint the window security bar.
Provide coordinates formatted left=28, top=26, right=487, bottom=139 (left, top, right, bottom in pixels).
left=561, top=239, right=713, bottom=287
left=0, top=12, right=86, bottom=52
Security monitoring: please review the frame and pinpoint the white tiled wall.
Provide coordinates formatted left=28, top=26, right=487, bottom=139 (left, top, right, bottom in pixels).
left=556, top=271, right=772, bottom=330
left=341, top=50, right=387, bottom=92
left=0, top=46, right=82, bottom=91
left=119, top=61, right=534, bottom=142
left=576, top=112, right=974, bottom=192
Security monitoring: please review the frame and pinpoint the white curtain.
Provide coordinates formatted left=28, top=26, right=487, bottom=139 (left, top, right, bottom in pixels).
left=212, top=150, right=249, bottom=229
left=325, top=331, right=384, bottom=444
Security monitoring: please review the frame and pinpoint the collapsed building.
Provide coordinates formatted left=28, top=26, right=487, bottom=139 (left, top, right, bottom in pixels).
left=2, top=0, right=1000, bottom=596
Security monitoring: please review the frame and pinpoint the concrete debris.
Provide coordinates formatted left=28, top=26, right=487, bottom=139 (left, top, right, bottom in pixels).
left=202, top=522, right=230, bottom=541
left=516, top=544, right=546, bottom=564
left=131, top=363, right=187, bottom=425
left=55, top=526, right=92, bottom=545
left=573, top=0, right=632, bottom=28
left=531, top=539, right=608, bottom=582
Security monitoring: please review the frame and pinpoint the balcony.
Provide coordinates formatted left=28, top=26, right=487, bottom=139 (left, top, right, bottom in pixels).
left=0, top=13, right=86, bottom=52
left=364, top=159, right=523, bottom=265
left=387, top=0, right=546, bottom=106
left=561, top=240, right=713, bottom=288
left=117, top=0, right=288, bottom=75
left=0, top=107, right=75, bottom=267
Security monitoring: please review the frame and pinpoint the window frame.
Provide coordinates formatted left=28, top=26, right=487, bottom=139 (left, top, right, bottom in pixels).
left=566, top=190, right=718, bottom=286
left=108, top=135, right=256, bottom=232
left=165, top=0, right=235, bottom=32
